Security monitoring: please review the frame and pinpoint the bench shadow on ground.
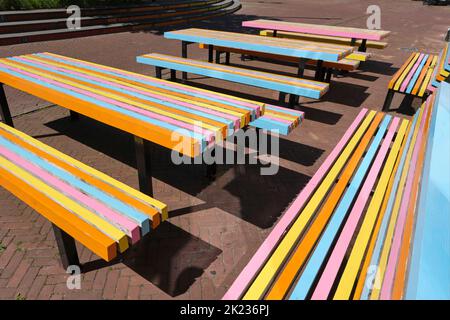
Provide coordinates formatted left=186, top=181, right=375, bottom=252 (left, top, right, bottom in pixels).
left=81, top=221, right=222, bottom=297
left=44, top=115, right=316, bottom=229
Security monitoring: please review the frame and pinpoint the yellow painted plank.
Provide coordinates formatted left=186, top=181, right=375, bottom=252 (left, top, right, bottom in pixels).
left=393, top=53, right=420, bottom=91
left=242, top=110, right=377, bottom=300
left=418, top=55, right=438, bottom=97
left=333, top=118, right=409, bottom=299
left=0, top=155, right=129, bottom=252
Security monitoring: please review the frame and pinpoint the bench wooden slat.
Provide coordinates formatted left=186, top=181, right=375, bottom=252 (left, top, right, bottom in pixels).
left=249, top=105, right=304, bottom=135
left=259, top=30, right=388, bottom=49
left=241, top=110, right=378, bottom=300
left=137, top=53, right=329, bottom=99
left=222, top=108, right=370, bottom=300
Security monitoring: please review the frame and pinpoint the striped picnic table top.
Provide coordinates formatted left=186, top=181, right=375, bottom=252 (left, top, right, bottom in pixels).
left=243, top=20, right=391, bottom=41
left=164, top=28, right=354, bottom=62
left=0, top=52, right=274, bottom=157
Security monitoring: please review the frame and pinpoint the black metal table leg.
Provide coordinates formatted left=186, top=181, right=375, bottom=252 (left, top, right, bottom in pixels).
left=215, top=50, right=221, bottom=64
left=315, top=60, right=324, bottom=80
left=52, top=224, right=80, bottom=270
left=297, top=59, right=306, bottom=77
left=0, top=83, right=13, bottom=127
left=170, top=69, right=176, bottom=81
left=278, top=92, right=287, bottom=104
left=273, top=30, right=278, bottom=37
left=205, top=147, right=216, bottom=179
left=208, top=45, right=214, bottom=63
left=225, top=52, right=230, bottom=65
left=350, top=38, right=357, bottom=46
left=155, top=66, right=163, bottom=79
left=358, top=39, right=367, bottom=52
left=325, top=68, right=333, bottom=83
left=134, top=136, right=153, bottom=197
left=181, top=41, right=188, bottom=80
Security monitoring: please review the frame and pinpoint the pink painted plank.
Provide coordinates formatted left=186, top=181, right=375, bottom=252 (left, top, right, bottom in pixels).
left=242, top=20, right=388, bottom=41
left=222, top=108, right=369, bottom=300
left=17, top=56, right=242, bottom=130
left=311, top=117, right=400, bottom=300
left=379, top=98, right=431, bottom=299
left=0, top=63, right=215, bottom=143
left=0, top=145, right=141, bottom=242
left=40, top=53, right=263, bottom=115
left=400, top=53, right=425, bottom=92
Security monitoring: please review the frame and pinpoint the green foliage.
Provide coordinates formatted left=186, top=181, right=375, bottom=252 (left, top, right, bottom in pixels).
left=0, top=0, right=145, bottom=10
left=0, top=242, right=6, bottom=254
left=15, top=293, right=26, bottom=300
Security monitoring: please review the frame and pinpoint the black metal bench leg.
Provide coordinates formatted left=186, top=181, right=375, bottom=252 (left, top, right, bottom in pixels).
left=215, top=50, right=221, bottom=64
left=278, top=92, right=287, bottom=105
left=0, top=83, right=13, bottom=127
left=52, top=224, right=80, bottom=270
left=69, top=110, right=80, bottom=121
left=155, top=66, right=162, bottom=79
left=170, top=69, right=176, bottom=81
left=134, top=136, right=153, bottom=197
left=205, top=147, right=216, bottom=179
left=297, top=59, right=306, bottom=77
left=225, top=52, right=230, bottom=65
left=181, top=41, right=188, bottom=80
left=358, top=39, right=367, bottom=52
left=382, top=89, right=395, bottom=112
left=208, top=45, right=214, bottom=63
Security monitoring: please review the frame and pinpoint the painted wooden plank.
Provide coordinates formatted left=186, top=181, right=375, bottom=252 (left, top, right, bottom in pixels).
left=411, top=55, right=435, bottom=96
left=242, top=111, right=377, bottom=300
left=393, top=53, right=420, bottom=91
left=388, top=53, right=417, bottom=90
left=0, top=123, right=167, bottom=221
left=406, top=83, right=450, bottom=300
left=333, top=118, right=409, bottom=299
left=289, top=114, right=392, bottom=300
left=222, top=108, right=369, bottom=300
left=359, top=109, right=420, bottom=300
left=311, top=117, right=399, bottom=299
left=266, top=112, right=384, bottom=300
left=368, top=106, right=425, bottom=300
left=259, top=30, right=389, bottom=49
left=243, top=20, right=391, bottom=41
left=404, top=54, right=428, bottom=94
left=164, top=28, right=353, bottom=62
left=137, top=54, right=329, bottom=99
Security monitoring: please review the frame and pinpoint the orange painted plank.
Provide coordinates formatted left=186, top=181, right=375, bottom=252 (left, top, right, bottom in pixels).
left=388, top=53, right=417, bottom=89
left=411, top=55, right=434, bottom=96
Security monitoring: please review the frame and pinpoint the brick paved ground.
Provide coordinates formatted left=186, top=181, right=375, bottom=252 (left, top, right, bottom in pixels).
left=0, top=0, right=449, bottom=300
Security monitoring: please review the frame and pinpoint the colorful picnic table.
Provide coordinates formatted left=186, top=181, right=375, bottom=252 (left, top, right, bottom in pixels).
left=242, top=20, right=390, bottom=52
left=164, top=28, right=354, bottom=79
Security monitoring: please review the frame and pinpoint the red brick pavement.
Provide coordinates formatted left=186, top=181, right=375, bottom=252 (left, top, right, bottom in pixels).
left=0, top=0, right=449, bottom=300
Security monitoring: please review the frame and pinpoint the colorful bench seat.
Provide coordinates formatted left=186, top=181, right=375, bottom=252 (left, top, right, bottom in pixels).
left=249, top=104, right=304, bottom=135
left=137, top=53, right=330, bottom=102
left=259, top=30, right=388, bottom=50
left=0, top=121, right=167, bottom=266
left=224, top=89, right=443, bottom=299
left=383, top=52, right=438, bottom=111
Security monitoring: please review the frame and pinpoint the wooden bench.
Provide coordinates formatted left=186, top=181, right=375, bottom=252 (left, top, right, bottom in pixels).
left=0, top=120, right=167, bottom=268
left=223, top=87, right=444, bottom=299
left=197, top=43, right=360, bottom=83
left=383, top=52, right=438, bottom=111
left=259, top=30, right=388, bottom=50
left=137, top=53, right=330, bottom=106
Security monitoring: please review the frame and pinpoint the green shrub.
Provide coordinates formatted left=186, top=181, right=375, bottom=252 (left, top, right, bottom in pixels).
left=0, top=0, right=146, bottom=10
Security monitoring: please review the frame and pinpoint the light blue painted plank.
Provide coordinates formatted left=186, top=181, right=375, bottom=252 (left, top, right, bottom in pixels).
left=406, top=54, right=429, bottom=94
left=289, top=115, right=392, bottom=300
left=406, top=82, right=450, bottom=300
left=249, top=117, right=289, bottom=135
left=137, top=56, right=323, bottom=99
left=164, top=31, right=341, bottom=62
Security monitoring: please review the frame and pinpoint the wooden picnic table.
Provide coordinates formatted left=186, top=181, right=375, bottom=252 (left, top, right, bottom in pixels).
left=0, top=52, right=268, bottom=196
left=242, top=20, right=391, bottom=52
left=164, top=28, right=354, bottom=80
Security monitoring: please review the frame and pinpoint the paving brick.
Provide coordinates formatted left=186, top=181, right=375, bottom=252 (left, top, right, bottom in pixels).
left=7, top=259, right=32, bottom=288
